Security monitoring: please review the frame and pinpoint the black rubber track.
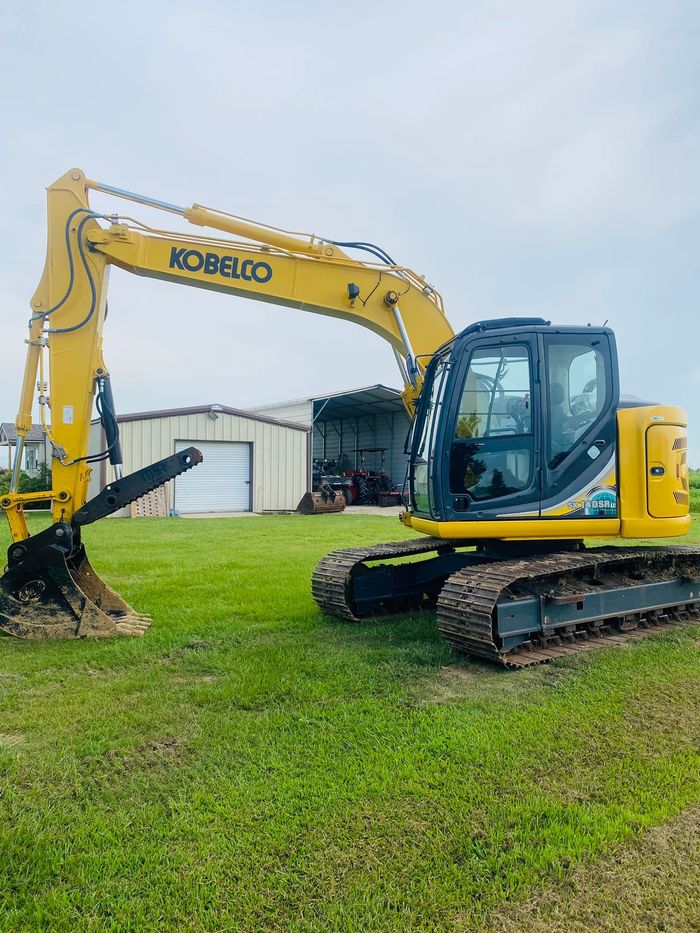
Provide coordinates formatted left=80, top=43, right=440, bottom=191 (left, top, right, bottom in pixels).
left=436, top=546, right=700, bottom=667
left=312, top=540, right=700, bottom=668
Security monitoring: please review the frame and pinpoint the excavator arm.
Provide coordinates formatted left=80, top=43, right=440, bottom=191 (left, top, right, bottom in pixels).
left=0, top=168, right=453, bottom=638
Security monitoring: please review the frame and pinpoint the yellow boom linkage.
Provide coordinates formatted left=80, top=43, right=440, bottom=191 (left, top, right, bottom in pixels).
left=0, top=169, right=453, bottom=638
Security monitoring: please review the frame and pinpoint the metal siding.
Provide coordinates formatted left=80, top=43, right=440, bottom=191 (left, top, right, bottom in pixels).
left=252, top=389, right=411, bottom=494
left=248, top=400, right=313, bottom=426
left=89, top=411, right=307, bottom=512
left=311, top=411, right=410, bottom=486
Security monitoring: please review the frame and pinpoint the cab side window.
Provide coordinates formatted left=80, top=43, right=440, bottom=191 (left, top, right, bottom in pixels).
left=547, top=343, right=606, bottom=469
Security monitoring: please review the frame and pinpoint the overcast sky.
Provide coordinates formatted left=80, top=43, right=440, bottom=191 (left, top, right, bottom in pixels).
left=1, top=1, right=699, bottom=460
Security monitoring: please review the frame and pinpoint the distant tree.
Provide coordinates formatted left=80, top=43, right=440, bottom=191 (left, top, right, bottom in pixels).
left=0, top=463, right=51, bottom=507
left=456, top=413, right=480, bottom=438
left=20, top=462, right=51, bottom=493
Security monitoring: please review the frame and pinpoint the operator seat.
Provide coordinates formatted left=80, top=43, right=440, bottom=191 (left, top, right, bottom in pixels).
left=549, top=382, right=566, bottom=460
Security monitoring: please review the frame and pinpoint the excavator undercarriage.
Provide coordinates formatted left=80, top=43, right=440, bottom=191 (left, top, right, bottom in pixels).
left=313, top=539, right=700, bottom=667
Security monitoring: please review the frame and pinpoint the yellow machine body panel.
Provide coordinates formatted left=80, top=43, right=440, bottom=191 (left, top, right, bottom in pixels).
left=646, top=424, right=688, bottom=518
left=406, top=515, right=621, bottom=540
left=617, top=405, right=690, bottom=537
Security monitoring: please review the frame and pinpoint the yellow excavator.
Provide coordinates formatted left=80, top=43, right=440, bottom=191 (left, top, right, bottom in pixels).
left=1, top=168, right=697, bottom=666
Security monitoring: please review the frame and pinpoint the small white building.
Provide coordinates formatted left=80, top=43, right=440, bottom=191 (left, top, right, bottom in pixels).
left=89, top=404, right=309, bottom=514
left=0, top=423, right=50, bottom=477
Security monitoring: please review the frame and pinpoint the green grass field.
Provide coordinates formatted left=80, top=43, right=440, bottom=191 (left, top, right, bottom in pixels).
left=690, top=468, right=700, bottom=513
left=0, top=513, right=699, bottom=931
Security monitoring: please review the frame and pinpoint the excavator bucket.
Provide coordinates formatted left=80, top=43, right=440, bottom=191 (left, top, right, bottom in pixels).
left=0, top=447, right=203, bottom=639
left=296, top=486, right=346, bottom=515
left=0, top=527, right=150, bottom=638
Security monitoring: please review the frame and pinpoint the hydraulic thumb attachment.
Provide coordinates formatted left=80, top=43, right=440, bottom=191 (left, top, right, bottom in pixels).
left=0, top=447, right=203, bottom=639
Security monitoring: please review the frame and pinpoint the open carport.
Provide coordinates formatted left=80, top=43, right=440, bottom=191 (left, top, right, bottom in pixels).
left=251, top=384, right=411, bottom=491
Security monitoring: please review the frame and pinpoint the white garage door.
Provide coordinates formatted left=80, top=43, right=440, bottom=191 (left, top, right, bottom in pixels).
left=174, top=441, right=251, bottom=513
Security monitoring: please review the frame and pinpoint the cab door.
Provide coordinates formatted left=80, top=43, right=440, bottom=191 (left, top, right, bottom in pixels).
left=443, top=335, right=541, bottom=521
left=540, top=332, right=619, bottom=518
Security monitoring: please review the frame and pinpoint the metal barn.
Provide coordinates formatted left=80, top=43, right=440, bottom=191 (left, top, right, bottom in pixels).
left=249, top=385, right=411, bottom=489
left=88, top=404, right=309, bottom=514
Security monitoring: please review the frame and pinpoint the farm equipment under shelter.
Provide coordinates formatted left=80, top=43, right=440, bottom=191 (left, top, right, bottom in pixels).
left=312, top=458, right=354, bottom=505
left=345, top=448, right=402, bottom=507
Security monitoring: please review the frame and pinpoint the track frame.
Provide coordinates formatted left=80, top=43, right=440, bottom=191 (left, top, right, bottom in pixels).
left=312, top=540, right=700, bottom=668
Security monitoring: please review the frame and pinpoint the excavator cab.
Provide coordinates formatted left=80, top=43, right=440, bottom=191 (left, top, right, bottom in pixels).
left=314, top=317, right=698, bottom=668
left=409, top=318, right=620, bottom=534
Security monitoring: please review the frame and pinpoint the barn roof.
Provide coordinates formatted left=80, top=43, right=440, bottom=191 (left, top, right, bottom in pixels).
left=310, top=385, right=406, bottom=422
left=91, top=404, right=309, bottom=433
left=250, top=384, right=407, bottom=423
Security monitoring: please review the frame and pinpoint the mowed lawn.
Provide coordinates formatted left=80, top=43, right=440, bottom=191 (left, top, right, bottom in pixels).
left=0, top=514, right=699, bottom=931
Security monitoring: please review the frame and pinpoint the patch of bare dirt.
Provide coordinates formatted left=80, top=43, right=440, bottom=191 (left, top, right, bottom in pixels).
left=159, top=638, right=215, bottom=665
left=0, top=733, right=24, bottom=747
left=478, top=806, right=700, bottom=932
left=183, top=639, right=211, bottom=652
left=141, top=737, right=182, bottom=756
left=103, top=736, right=185, bottom=771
